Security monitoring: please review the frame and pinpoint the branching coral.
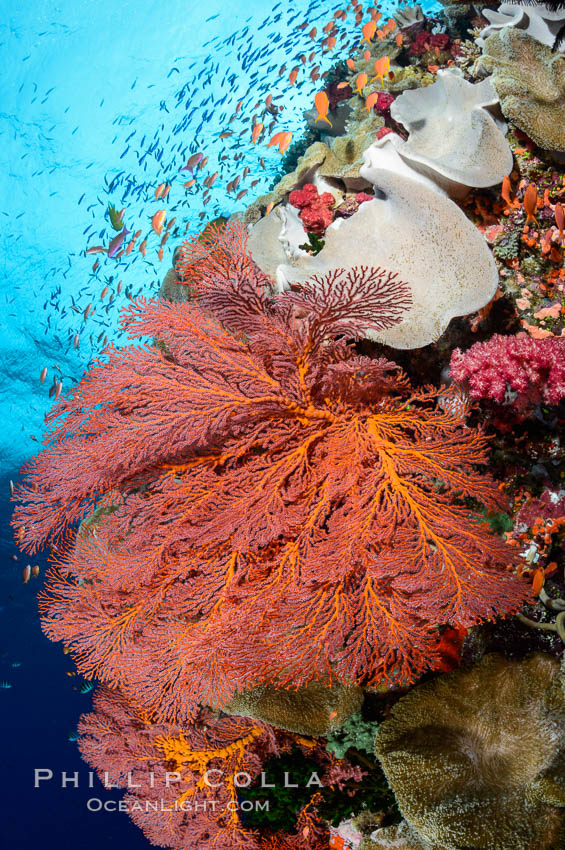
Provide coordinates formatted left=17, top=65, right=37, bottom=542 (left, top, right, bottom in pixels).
left=13, top=222, right=527, bottom=723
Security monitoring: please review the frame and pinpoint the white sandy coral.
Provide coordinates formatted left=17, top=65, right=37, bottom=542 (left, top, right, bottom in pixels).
left=275, top=137, right=499, bottom=350
left=389, top=67, right=512, bottom=197
left=478, top=2, right=565, bottom=51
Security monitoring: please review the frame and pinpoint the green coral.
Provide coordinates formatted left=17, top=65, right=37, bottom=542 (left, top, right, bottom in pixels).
left=240, top=747, right=322, bottom=833
left=298, top=232, right=326, bottom=256
left=493, top=229, right=520, bottom=260
left=326, top=712, right=380, bottom=760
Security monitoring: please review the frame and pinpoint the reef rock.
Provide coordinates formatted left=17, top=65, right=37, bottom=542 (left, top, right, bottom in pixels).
left=304, top=101, right=352, bottom=137
left=275, top=137, right=499, bottom=350
left=389, top=67, right=512, bottom=197
left=222, top=679, right=364, bottom=737
left=319, top=115, right=384, bottom=192
left=481, top=27, right=565, bottom=151
left=393, top=3, right=425, bottom=35
left=370, top=653, right=565, bottom=850
left=478, top=2, right=565, bottom=50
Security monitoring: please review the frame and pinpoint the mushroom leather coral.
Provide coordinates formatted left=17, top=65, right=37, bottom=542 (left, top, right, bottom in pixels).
left=371, top=653, right=565, bottom=850
left=13, top=223, right=527, bottom=722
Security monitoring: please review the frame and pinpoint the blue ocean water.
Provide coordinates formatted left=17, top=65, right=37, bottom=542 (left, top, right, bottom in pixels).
left=0, top=0, right=441, bottom=845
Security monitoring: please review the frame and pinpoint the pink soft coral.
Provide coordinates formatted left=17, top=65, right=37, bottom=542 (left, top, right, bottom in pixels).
left=289, top=183, right=335, bottom=236
left=450, top=335, right=565, bottom=411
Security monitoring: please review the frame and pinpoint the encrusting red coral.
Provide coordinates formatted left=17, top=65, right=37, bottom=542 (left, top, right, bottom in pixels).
left=409, top=31, right=450, bottom=56
left=450, top=334, right=565, bottom=414
left=13, top=223, right=528, bottom=722
left=289, top=183, right=335, bottom=235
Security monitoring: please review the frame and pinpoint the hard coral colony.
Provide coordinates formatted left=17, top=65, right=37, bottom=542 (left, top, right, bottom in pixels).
left=12, top=2, right=565, bottom=849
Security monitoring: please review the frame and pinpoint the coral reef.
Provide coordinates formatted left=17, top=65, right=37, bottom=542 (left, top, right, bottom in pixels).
left=478, top=2, right=565, bottom=51
left=13, top=223, right=528, bottom=721
left=277, top=138, right=500, bottom=349
left=14, top=5, right=565, bottom=848
left=77, top=686, right=331, bottom=850
left=480, top=28, right=565, bottom=151
left=371, top=653, right=565, bottom=850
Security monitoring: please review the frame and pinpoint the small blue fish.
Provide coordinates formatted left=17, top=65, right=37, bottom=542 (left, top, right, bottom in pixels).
left=0, top=682, right=12, bottom=689
left=78, top=681, right=94, bottom=694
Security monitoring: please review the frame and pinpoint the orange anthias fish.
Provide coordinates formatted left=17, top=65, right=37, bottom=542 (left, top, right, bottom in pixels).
left=251, top=120, right=264, bottom=143
left=361, top=20, right=377, bottom=43
left=501, top=176, right=520, bottom=210
left=395, top=32, right=404, bottom=46
left=554, top=202, right=564, bottom=242
left=139, top=239, right=147, bottom=258
left=267, top=131, right=293, bottom=155
left=354, top=72, right=368, bottom=93
left=523, top=183, right=539, bottom=226
left=346, top=57, right=356, bottom=71
left=314, top=91, right=332, bottom=127
left=289, top=67, right=299, bottom=85
left=152, top=209, right=166, bottom=235
left=371, top=55, right=390, bottom=86
left=365, top=91, right=379, bottom=111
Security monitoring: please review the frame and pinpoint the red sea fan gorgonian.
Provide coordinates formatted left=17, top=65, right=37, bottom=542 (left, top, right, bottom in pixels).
left=77, top=686, right=330, bottom=850
left=13, top=223, right=528, bottom=722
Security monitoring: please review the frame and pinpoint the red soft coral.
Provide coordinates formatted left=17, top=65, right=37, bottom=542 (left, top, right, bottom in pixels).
left=289, top=184, right=335, bottom=236
left=373, top=92, right=394, bottom=116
